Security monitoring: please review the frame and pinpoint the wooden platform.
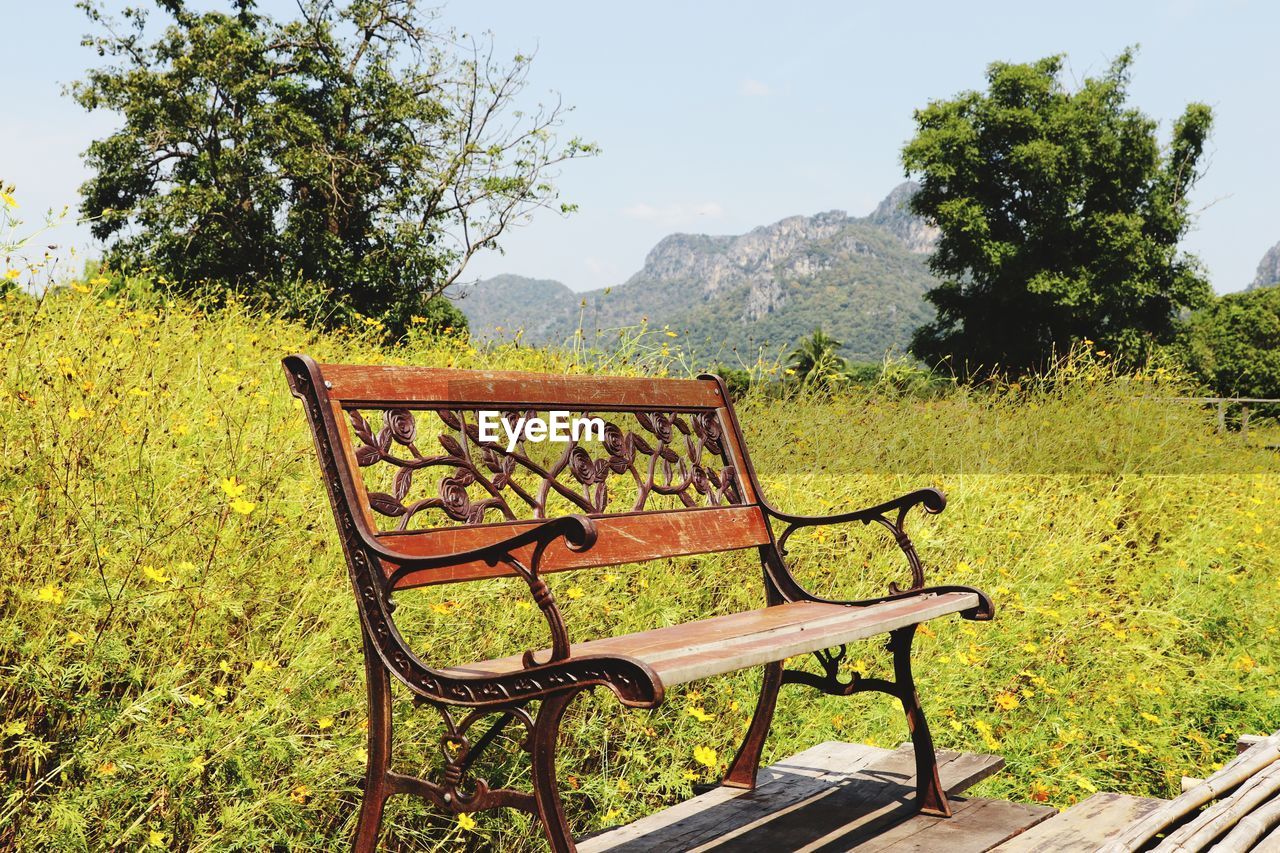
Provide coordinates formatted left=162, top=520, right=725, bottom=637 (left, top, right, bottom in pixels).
left=580, top=741, right=1055, bottom=852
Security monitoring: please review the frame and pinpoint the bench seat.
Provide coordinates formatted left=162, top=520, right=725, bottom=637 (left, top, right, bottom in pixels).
left=447, top=591, right=979, bottom=687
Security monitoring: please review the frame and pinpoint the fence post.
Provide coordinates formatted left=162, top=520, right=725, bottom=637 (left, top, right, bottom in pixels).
left=1217, top=400, right=1227, bottom=434
left=1241, top=405, right=1250, bottom=439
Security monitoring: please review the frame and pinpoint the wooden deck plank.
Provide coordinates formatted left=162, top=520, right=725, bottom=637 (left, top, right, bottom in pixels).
left=991, top=792, right=1165, bottom=852
left=581, top=743, right=1006, bottom=852
left=579, top=743, right=890, bottom=853
left=843, top=797, right=1056, bottom=853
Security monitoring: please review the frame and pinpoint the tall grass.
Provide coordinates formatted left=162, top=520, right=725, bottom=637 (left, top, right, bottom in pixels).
left=1, top=281, right=1277, bottom=850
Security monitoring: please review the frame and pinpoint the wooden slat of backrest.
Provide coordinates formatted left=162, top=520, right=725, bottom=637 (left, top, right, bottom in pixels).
left=319, top=363, right=725, bottom=409
left=384, top=505, right=770, bottom=588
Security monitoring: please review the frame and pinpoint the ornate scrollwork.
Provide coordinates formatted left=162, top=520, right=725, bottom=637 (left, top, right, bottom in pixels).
left=346, top=407, right=742, bottom=530
left=777, top=500, right=930, bottom=595
left=405, top=702, right=538, bottom=814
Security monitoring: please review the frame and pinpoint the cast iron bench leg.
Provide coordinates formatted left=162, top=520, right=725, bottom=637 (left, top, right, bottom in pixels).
left=723, top=660, right=784, bottom=789
left=531, top=689, right=584, bottom=853
left=890, top=624, right=950, bottom=817
left=720, top=624, right=951, bottom=818
left=353, top=631, right=394, bottom=852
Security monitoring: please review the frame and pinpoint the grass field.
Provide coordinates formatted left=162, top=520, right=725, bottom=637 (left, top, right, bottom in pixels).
left=2, top=280, right=1278, bottom=850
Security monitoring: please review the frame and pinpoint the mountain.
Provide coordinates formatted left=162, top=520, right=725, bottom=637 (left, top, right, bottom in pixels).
left=453, top=182, right=940, bottom=361
left=1250, top=241, right=1280, bottom=290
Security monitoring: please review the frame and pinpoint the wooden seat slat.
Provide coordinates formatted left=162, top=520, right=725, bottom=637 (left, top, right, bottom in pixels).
left=446, top=592, right=979, bottom=687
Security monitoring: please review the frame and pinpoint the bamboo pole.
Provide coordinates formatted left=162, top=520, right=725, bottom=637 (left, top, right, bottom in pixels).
left=1210, top=791, right=1280, bottom=851
left=1097, top=733, right=1280, bottom=853
left=1155, top=759, right=1280, bottom=850
left=1253, top=822, right=1280, bottom=852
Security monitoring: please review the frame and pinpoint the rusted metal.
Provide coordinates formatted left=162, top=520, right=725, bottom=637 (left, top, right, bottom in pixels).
left=285, top=356, right=992, bottom=852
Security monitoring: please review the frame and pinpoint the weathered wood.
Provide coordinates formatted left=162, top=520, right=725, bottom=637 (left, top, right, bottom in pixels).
left=579, top=742, right=889, bottom=853
left=319, top=363, right=726, bottom=408
left=993, top=792, right=1164, bottom=852
left=850, top=797, right=1055, bottom=853
left=448, top=592, right=981, bottom=686
left=385, top=505, right=773, bottom=586
left=581, top=743, right=1006, bottom=852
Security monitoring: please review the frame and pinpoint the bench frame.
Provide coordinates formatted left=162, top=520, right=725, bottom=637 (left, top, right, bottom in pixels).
left=283, top=355, right=993, bottom=852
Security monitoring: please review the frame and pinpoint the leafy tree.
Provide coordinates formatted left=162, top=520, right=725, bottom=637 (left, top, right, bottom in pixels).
left=73, top=0, right=595, bottom=336
left=711, top=364, right=753, bottom=400
left=902, top=50, right=1213, bottom=374
left=1184, top=287, right=1280, bottom=400
left=787, top=328, right=847, bottom=388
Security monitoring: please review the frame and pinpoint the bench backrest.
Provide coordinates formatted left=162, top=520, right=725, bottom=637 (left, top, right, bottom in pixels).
left=284, top=356, right=772, bottom=589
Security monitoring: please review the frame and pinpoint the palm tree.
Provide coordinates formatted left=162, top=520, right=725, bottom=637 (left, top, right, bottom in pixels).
left=787, top=328, right=848, bottom=388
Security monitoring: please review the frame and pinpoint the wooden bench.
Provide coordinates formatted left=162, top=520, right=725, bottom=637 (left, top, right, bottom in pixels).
left=282, top=356, right=994, bottom=852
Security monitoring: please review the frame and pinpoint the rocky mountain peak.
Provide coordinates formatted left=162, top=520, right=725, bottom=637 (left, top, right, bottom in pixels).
left=867, top=180, right=939, bottom=254
left=1250, top=241, right=1280, bottom=290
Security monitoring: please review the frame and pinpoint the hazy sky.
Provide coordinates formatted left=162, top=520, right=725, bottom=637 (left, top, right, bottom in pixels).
left=4, top=1, right=1277, bottom=293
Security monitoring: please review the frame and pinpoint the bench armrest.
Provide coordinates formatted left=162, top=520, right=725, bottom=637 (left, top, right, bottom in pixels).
left=765, top=487, right=946, bottom=528
left=766, top=488, right=947, bottom=595
left=380, top=514, right=597, bottom=587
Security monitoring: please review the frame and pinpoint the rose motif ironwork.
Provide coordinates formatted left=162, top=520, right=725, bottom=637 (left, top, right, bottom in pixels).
left=345, top=407, right=743, bottom=530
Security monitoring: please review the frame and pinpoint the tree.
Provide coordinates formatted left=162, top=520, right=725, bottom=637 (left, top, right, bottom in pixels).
left=902, top=50, right=1213, bottom=374
left=787, top=329, right=848, bottom=388
left=73, top=0, right=595, bottom=336
left=1184, top=287, right=1280, bottom=400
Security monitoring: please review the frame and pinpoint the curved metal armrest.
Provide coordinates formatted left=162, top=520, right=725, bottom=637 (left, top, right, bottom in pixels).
left=380, top=514, right=597, bottom=588
left=767, top=488, right=946, bottom=595
left=765, top=487, right=946, bottom=529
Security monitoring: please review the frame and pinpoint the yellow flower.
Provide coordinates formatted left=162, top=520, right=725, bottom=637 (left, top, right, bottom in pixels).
left=68, top=405, right=93, bottom=421
left=66, top=630, right=86, bottom=644
left=317, top=716, right=335, bottom=730
left=89, top=276, right=110, bottom=286
left=566, top=587, right=584, bottom=600
left=98, top=760, right=118, bottom=776
left=188, top=693, right=206, bottom=707
left=36, top=583, right=65, bottom=605
left=229, top=498, right=256, bottom=516
left=1141, top=712, right=1161, bottom=724
left=1234, top=654, right=1256, bottom=673
left=1022, top=642, right=1039, bottom=653
left=1, top=191, right=16, bottom=208
left=2, top=721, right=27, bottom=736
left=665, top=330, right=678, bottom=338
left=994, top=693, right=1020, bottom=711
left=221, top=476, right=247, bottom=498
left=616, top=778, right=631, bottom=793
left=290, top=784, right=310, bottom=804
left=686, top=706, right=715, bottom=723
left=457, top=812, right=477, bottom=831
left=4, top=269, right=19, bottom=280
left=693, top=745, right=717, bottom=768
left=142, top=565, right=169, bottom=584
left=252, top=659, right=276, bottom=672
left=682, top=769, right=699, bottom=780
left=148, top=829, right=168, bottom=847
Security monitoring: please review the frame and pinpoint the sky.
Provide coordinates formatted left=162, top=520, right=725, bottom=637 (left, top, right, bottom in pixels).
left=3, top=0, right=1277, bottom=294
